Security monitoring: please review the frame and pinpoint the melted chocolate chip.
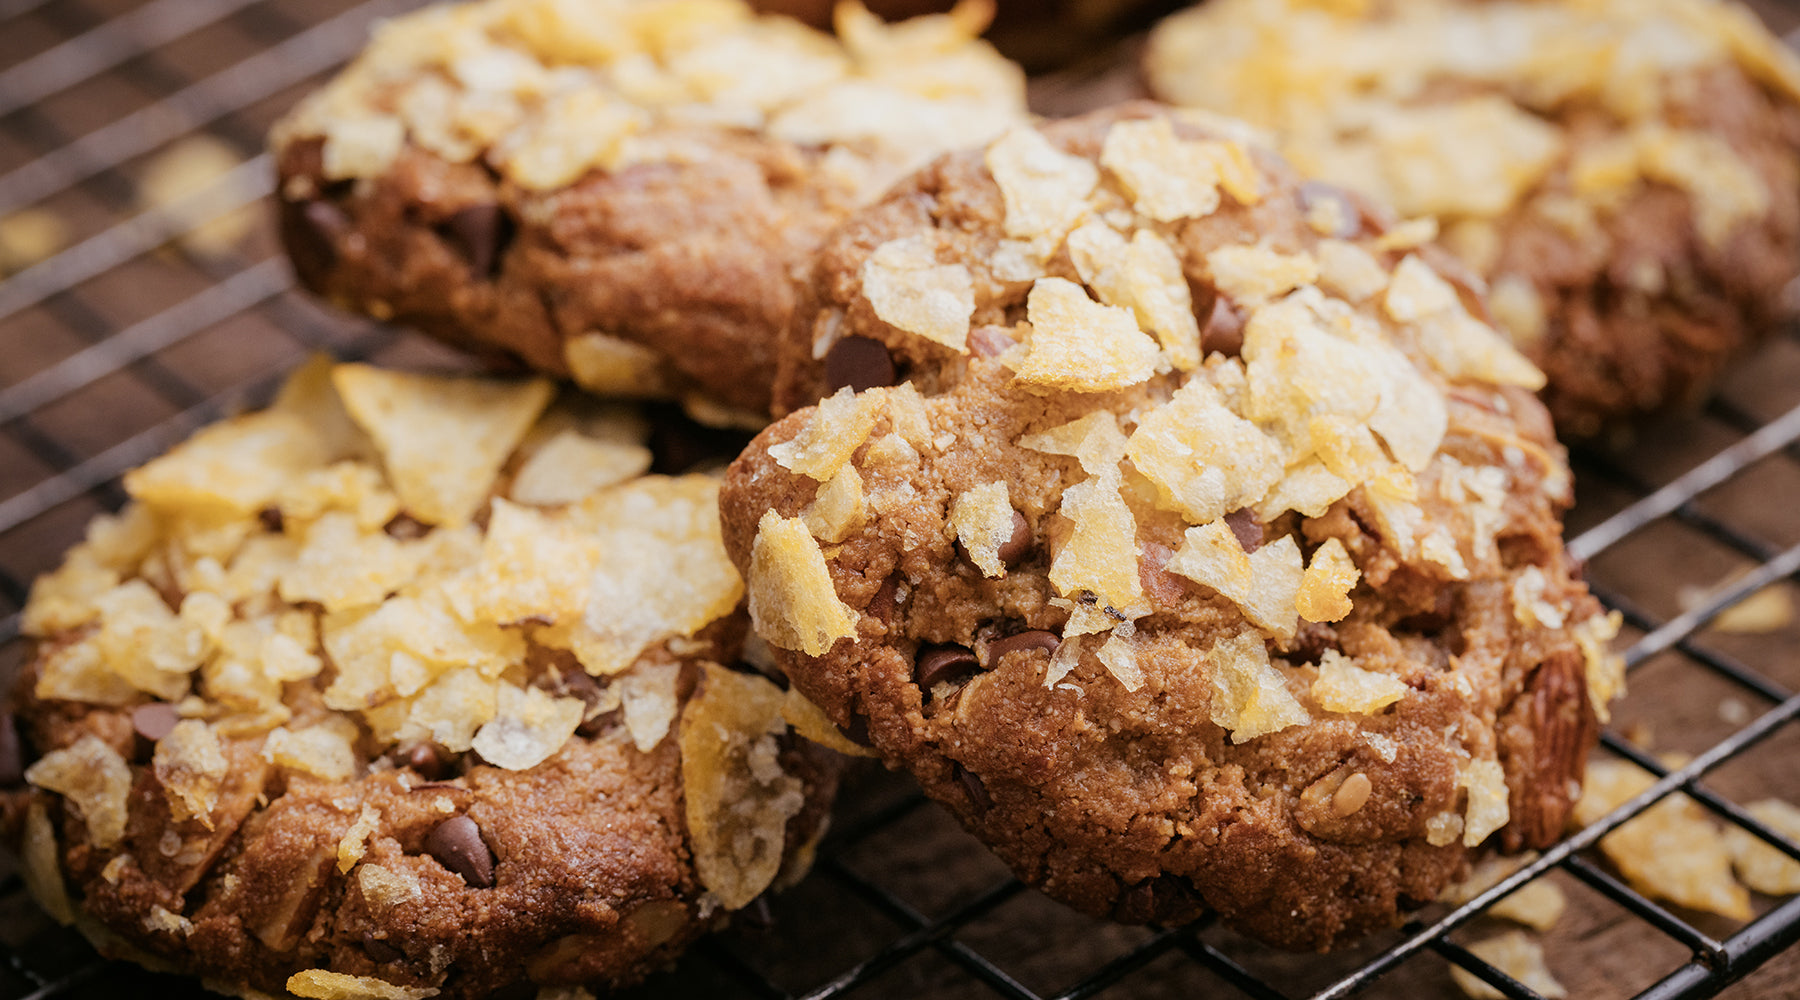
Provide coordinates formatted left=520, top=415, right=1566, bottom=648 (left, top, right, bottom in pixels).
left=286, top=199, right=348, bottom=278
left=967, top=325, right=1018, bottom=359
left=824, top=336, right=896, bottom=394
left=257, top=507, right=284, bottom=534
left=0, top=715, right=23, bottom=788
left=426, top=815, right=495, bottom=888
left=362, top=934, right=405, bottom=964
left=395, top=743, right=452, bottom=781
left=1223, top=508, right=1262, bottom=552
left=132, top=702, right=181, bottom=743
left=995, top=510, right=1032, bottom=566
left=983, top=630, right=1061, bottom=669
left=1201, top=297, right=1246, bottom=358
left=914, top=644, right=980, bottom=689
left=1298, top=181, right=1364, bottom=239
left=437, top=203, right=512, bottom=279
left=953, top=762, right=991, bottom=815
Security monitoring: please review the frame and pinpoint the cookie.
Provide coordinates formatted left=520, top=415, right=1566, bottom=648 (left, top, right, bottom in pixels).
left=272, top=0, right=1028, bottom=422
left=1143, top=0, right=1800, bottom=435
left=725, top=105, right=1623, bottom=950
left=4, top=358, right=841, bottom=998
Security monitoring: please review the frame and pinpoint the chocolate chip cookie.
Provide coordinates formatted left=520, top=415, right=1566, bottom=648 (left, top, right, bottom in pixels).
left=1144, top=0, right=1800, bottom=435
left=273, top=0, right=1028, bottom=421
left=4, top=359, right=840, bottom=998
left=727, top=105, right=1623, bottom=950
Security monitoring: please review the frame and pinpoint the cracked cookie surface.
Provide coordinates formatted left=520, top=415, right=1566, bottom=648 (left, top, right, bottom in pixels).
left=5, top=359, right=838, bottom=999
left=730, top=105, right=1621, bottom=950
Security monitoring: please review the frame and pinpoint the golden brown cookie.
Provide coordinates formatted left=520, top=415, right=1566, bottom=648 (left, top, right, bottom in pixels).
left=5, top=359, right=839, bottom=998
left=728, top=105, right=1623, bottom=950
left=1144, top=0, right=1800, bottom=435
left=272, top=0, right=1028, bottom=423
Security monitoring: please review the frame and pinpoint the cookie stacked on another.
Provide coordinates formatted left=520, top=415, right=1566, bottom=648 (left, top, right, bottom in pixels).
left=5, top=359, right=840, bottom=998
left=1144, top=0, right=1800, bottom=435
left=725, top=105, right=1623, bottom=949
left=273, top=0, right=1029, bottom=422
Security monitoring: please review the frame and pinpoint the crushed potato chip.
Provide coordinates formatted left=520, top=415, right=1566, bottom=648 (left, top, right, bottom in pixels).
left=562, top=332, right=675, bottom=398
left=356, top=863, right=422, bottom=915
left=472, top=682, right=585, bottom=770
left=279, top=512, right=424, bottom=613
left=1168, top=522, right=1303, bottom=638
left=262, top=718, right=360, bottom=783
left=1206, top=242, right=1319, bottom=306
left=1067, top=224, right=1202, bottom=371
left=1297, top=538, right=1359, bottom=622
left=1310, top=650, right=1405, bottom=714
left=1014, top=278, right=1161, bottom=392
left=1574, top=759, right=1752, bottom=920
left=1723, top=798, right=1800, bottom=896
left=1099, top=116, right=1248, bottom=222
left=860, top=236, right=975, bottom=351
left=680, top=663, right=806, bottom=909
left=985, top=124, right=1098, bottom=241
left=475, top=499, right=603, bottom=625
left=950, top=482, right=1015, bottom=578
left=1095, top=631, right=1146, bottom=691
left=1020, top=410, right=1127, bottom=476
left=26, top=735, right=133, bottom=849
left=139, top=135, right=257, bottom=256
left=125, top=411, right=328, bottom=516
left=619, top=659, right=681, bottom=752
left=333, top=365, right=552, bottom=526
left=337, top=805, right=382, bottom=874
left=1048, top=463, right=1145, bottom=624
left=153, top=720, right=228, bottom=829
left=748, top=510, right=857, bottom=656
left=1207, top=630, right=1308, bottom=742
left=286, top=969, right=438, bottom=1000
left=801, top=465, right=865, bottom=544
left=1126, top=377, right=1283, bottom=525
left=768, top=386, right=881, bottom=482
left=21, top=801, right=74, bottom=926
left=1461, top=758, right=1510, bottom=847
left=1450, top=930, right=1566, bottom=1000
left=510, top=430, right=652, bottom=505
left=780, top=686, right=875, bottom=757
left=1491, top=879, right=1568, bottom=932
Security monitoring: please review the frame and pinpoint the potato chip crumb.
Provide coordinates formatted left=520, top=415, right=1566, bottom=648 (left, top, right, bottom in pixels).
left=356, top=863, right=422, bottom=915
left=21, top=801, right=74, bottom=926
left=1314, top=239, right=1389, bottom=303
left=1450, top=930, right=1566, bottom=1000
left=768, top=386, right=881, bottom=482
left=144, top=903, right=195, bottom=937
left=1491, top=879, right=1567, bottom=932
left=319, top=117, right=406, bottom=182
left=1015, top=278, right=1161, bottom=392
left=153, top=720, right=228, bottom=829
left=860, top=235, right=975, bottom=352
left=1297, top=538, right=1359, bottom=622
left=472, top=682, right=584, bottom=770
left=802, top=465, right=865, bottom=544
left=0, top=207, right=67, bottom=275
left=950, top=482, right=1015, bottom=578
left=125, top=411, right=328, bottom=517
left=1067, top=224, right=1202, bottom=371
left=287, top=969, right=438, bottom=1000
left=1168, top=522, right=1303, bottom=638
left=1575, top=759, right=1752, bottom=920
left=562, top=332, right=675, bottom=398
left=26, top=735, right=132, bottom=849
left=1208, top=630, right=1308, bottom=742
left=139, top=135, right=256, bottom=256
left=337, top=805, right=382, bottom=874
left=510, top=430, right=652, bottom=505
left=1127, top=378, right=1283, bottom=526
left=1462, top=758, right=1510, bottom=847
left=1020, top=410, right=1127, bottom=476
left=985, top=124, right=1098, bottom=241
left=1711, top=586, right=1795, bottom=634
left=1206, top=242, right=1319, bottom=305
left=781, top=686, right=875, bottom=758
left=748, top=511, right=857, bottom=656
left=263, top=718, right=360, bottom=783
left=1100, top=116, right=1236, bottom=222
left=619, top=659, right=682, bottom=753
left=1723, top=798, right=1800, bottom=896
left=680, top=663, right=807, bottom=910
left=1573, top=611, right=1625, bottom=723
left=1047, top=462, right=1145, bottom=621
left=1310, top=650, right=1405, bottom=714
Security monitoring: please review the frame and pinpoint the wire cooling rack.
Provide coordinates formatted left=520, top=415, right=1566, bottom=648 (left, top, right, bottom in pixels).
left=3, top=1, right=1800, bottom=998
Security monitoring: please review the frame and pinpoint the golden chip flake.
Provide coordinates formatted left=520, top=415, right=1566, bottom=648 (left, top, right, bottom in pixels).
left=1095, top=631, right=1146, bottom=692
left=337, top=805, right=381, bottom=874
left=139, top=135, right=257, bottom=256
left=1575, top=759, right=1752, bottom=920
left=262, top=718, right=360, bottom=783
left=1207, top=630, right=1308, bottom=743
left=1168, top=521, right=1303, bottom=638
left=1020, top=410, right=1127, bottom=476
left=1385, top=256, right=1545, bottom=390
left=1574, top=610, right=1626, bottom=723
left=1206, top=242, right=1319, bottom=306
left=1297, top=537, right=1359, bottom=622
left=748, top=510, right=858, bottom=656
left=1310, top=650, right=1405, bottom=714
left=801, top=465, right=865, bottom=544
left=94, top=580, right=209, bottom=701
left=1450, top=930, right=1566, bottom=1000
left=950, top=482, right=1015, bottom=578
left=34, top=638, right=138, bottom=707
left=322, top=593, right=522, bottom=711
left=1099, top=117, right=1251, bottom=222
left=1723, top=798, right=1800, bottom=895
left=619, top=659, right=681, bottom=753
left=125, top=410, right=328, bottom=516
left=356, top=863, right=422, bottom=915
left=562, top=331, right=675, bottom=398
left=388, top=669, right=498, bottom=754
left=286, top=970, right=438, bottom=1000
left=1066, top=224, right=1202, bottom=371
left=476, top=498, right=603, bottom=626
left=1014, top=278, right=1161, bottom=392
left=270, top=354, right=374, bottom=462
left=680, top=663, right=807, bottom=910
left=984, top=125, right=1098, bottom=241
left=575, top=475, right=744, bottom=675
left=332, top=364, right=553, bottom=526
left=1461, top=758, right=1511, bottom=847
left=1492, top=879, right=1568, bottom=932
left=1048, top=465, right=1145, bottom=625
left=510, top=429, right=652, bottom=506
left=1314, top=239, right=1389, bottom=303
left=278, top=512, right=424, bottom=613
left=500, top=89, right=643, bottom=190
left=1126, top=377, right=1283, bottom=526
left=22, top=801, right=74, bottom=926
left=780, top=686, right=875, bottom=758
left=25, top=735, right=132, bottom=849
left=153, top=720, right=228, bottom=829
left=768, top=386, right=881, bottom=482
left=471, top=682, right=585, bottom=770
left=319, top=117, right=407, bottom=182
left=860, top=235, right=976, bottom=352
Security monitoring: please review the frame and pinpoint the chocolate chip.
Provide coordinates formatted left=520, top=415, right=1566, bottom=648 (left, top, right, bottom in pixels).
left=1201, top=296, right=1245, bottom=358
left=841, top=711, right=871, bottom=748
left=995, top=510, right=1032, bottom=566
left=361, top=933, right=404, bottom=964
left=824, top=336, right=896, bottom=394
left=383, top=514, right=430, bottom=540
left=953, top=762, right=991, bottom=815
left=646, top=402, right=756, bottom=475
left=983, top=630, right=1061, bottom=669
left=967, top=325, right=1018, bottom=359
left=286, top=198, right=348, bottom=278
left=1224, top=508, right=1262, bottom=552
left=914, top=644, right=980, bottom=689
left=426, top=815, right=495, bottom=888
left=395, top=743, right=453, bottom=781
left=1299, top=181, right=1364, bottom=239
left=866, top=575, right=901, bottom=621
left=132, top=702, right=180, bottom=743
left=437, top=203, right=512, bottom=279
left=257, top=507, right=284, bottom=534
left=0, top=715, right=23, bottom=788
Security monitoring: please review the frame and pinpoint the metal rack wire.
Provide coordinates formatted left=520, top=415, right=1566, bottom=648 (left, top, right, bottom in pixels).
left=1, top=1, right=1799, bottom=998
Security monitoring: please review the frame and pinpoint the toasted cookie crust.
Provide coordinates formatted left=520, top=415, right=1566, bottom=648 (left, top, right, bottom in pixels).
left=729, top=105, right=1621, bottom=950
left=273, top=0, right=1027, bottom=419
left=5, top=361, right=838, bottom=998
left=1143, top=0, right=1800, bottom=435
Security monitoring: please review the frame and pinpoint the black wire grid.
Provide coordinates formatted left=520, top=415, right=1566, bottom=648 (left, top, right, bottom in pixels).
left=2, top=1, right=1800, bottom=998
